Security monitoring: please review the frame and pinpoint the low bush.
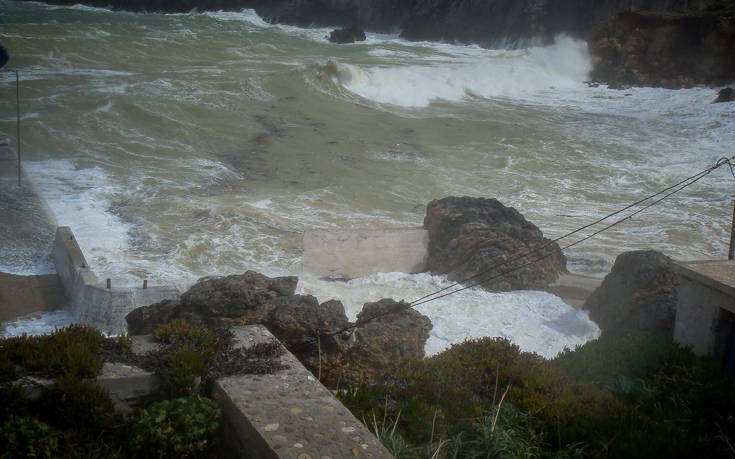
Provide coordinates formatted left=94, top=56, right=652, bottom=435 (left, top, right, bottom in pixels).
left=129, top=395, right=221, bottom=458
left=341, top=331, right=735, bottom=458
left=1, top=416, right=60, bottom=459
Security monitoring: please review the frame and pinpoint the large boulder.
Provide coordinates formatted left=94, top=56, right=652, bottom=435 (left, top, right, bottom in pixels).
left=125, top=271, right=432, bottom=387
left=588, top=7, right=735, bottom=89
left=584, top=250, right=678, bottom=338
left=313, top=299, right=432, bottom=387
left=424, top=196, right=566, bottom=291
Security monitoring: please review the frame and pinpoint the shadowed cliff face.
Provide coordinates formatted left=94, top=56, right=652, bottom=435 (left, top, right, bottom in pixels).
left=17, top=0, right=727, bottom=45
left=588, top=7, right=735, bottom=88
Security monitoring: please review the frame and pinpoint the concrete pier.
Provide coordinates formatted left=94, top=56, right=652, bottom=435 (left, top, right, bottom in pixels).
left=0, top=142, right=66, bottom=323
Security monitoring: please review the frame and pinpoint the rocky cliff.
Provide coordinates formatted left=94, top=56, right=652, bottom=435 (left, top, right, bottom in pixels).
left=20, top=0, right=727, bottom=46
left=588, top=6, right=735, bottom=88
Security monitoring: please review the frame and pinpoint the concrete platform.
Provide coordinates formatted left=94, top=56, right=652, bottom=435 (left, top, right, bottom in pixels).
left=543, top=273, right=603, bottom=309
left=213, top=325, right=393, bottom=458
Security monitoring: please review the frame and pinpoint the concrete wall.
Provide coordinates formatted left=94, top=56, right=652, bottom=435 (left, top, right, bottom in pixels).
left=53, top=227, right=180, bottom=335
left=303, top=227, right=428, bottom=279
left=673, top=261, right=735, bottom=357
left=213, top=325, right=393, bottom=458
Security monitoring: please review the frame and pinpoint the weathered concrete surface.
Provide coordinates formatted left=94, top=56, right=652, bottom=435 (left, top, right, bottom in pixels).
left=97, top=361, right=159, bottom=413
left=673, top=260, right=735, bottom=357
left=0, top=142, right=57, bottom=276
left=0, top=273, right=66, bottom=323
left=303, top=227, right=428, bottom=279
left=212, top=325, right=393, bottom=459
left=53, top=227, right=180, bottom=335
left=543, top=273, right=602, bottom=309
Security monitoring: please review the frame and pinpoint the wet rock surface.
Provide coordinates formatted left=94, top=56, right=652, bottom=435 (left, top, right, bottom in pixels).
left=713, top=87, right=735, bottom=103
left=588, top=7, right=735, bottom=89
left=328, top=26, right=366, bottom=43
left=424, top=196, right=566, bottom=291
left=584, top=250, right=678, bottom=338
left=126, top=271, right=432, bottom=387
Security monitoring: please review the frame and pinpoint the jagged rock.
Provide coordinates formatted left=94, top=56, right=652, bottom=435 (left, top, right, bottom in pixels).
left=312, top=299, right=432, bottom=387
left=328, top=26, right=366, bottom=43
left=126, top=299, right=179, bottom=335
left=423, top=196, right=566, bottom=291
left=584, top=250, right=678, bottom=338
left=588, top=7, right=735, bottom=89
left=180, top=270, right=297, bottom=322
left=713, top=87, right=735, bottom=103
left=266, top=295, right=350, bottom=347
left=126, top=272, right=432, bottom=387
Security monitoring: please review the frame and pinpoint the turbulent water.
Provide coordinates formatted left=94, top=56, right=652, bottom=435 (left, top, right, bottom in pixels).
left=1, top=1, right=734, bottom=354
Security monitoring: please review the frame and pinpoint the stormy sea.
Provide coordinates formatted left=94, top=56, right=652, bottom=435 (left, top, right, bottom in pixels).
left=1, top=0, right=733, bottom=356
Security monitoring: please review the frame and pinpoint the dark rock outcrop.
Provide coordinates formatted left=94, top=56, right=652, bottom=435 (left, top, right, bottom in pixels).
left=126, top=271, right=432, bottom=387
left=314, top=299, right=432, bottom=387
left=20, top=0, right=727, bottom=49
left=583, top=250, right=678, bottom=338
left=423, top=196, right=566, bottom=291
left=588, top=7, right=735, bottom=89
left=328, top=26, right=366, bottom=43
left=713, top=87, right=735, bottom=103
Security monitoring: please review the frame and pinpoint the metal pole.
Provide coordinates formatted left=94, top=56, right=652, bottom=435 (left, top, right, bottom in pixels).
left=15, top=69, right=20, bottom=187
left=729, top=193, right=735, bottom=260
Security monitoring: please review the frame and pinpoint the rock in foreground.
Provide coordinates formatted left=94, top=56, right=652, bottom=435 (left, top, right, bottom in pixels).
left=424, top=196, right=566, bottom=291
left=126, top=271, right=431, bottom=387
left=584, top=250, right=678, bottom=338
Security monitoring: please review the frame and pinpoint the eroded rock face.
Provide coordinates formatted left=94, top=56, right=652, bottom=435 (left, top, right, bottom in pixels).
left=588, top=8, right=735, bottom=89
left=313, top=299, right=433, bottom=387
left=424, top=196, right=566, bottom=291
left=584, top=250, right=678, bottom=338
left=125, top=271, right=432, bottom=387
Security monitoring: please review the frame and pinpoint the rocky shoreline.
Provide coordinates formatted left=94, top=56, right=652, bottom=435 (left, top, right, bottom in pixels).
left=18, top=0, right=735, bottom=88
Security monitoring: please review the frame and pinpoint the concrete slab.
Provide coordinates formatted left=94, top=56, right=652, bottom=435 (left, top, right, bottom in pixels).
left=542, top=273, right=602, bottom=309
left=213, top=325, right=393, bottom=459
left=675, top=260, right=735, bottom=299
left=0, top=143, right=56, bottom=275
left=303, top=228, right=428, bottom=280
left=0, top=272, right=67, bottom=323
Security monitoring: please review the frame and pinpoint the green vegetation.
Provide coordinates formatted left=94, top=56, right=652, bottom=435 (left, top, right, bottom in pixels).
left=339, top=331, right=735, bottom=458
left=130, top=395, right=221, bottom=458
left=153, top=318, right=222, bottom=395
left=0, top=322, right=222, bottom=458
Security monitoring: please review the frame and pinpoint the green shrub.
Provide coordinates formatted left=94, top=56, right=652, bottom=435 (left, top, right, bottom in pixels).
left=0, top=325, right=104, bottom=380
left=153, top=319, right=222, bottom=395
left=130, top=395, right=221, bottom=458
left=35, top=375, right=117, bottom=432
left=0, top=416, right=60, bottom=459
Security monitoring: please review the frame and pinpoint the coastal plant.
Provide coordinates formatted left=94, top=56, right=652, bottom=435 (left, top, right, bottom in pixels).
left=0, top=325, right=105, bottom=380
left=0, top=415, right=60, bottom=459
left=129, top=395, right=221, bottom=458
left=153, top=319, right=222, bottom=395
left=34, top=375, right=117, bottom=432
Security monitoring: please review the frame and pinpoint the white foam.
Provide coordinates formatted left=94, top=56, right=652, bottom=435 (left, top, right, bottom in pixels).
left=332, top=36, right=590, bottom=107
left=0, top=310, right=74, bottom=338
left=24, top=160, right=132, bottom=273
left=297, top=272, right=600, bottom=358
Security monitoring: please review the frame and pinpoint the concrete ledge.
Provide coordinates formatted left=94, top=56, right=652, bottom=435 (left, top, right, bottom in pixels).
left=53, top=227, right=180, bottom=335
left=212, top=325, right=392, bottom=458
left=0, top=273, right=67, bottom=323
left=674, top=260, right=735, bottom=357
left=303, top=227, right=428, bottom=279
